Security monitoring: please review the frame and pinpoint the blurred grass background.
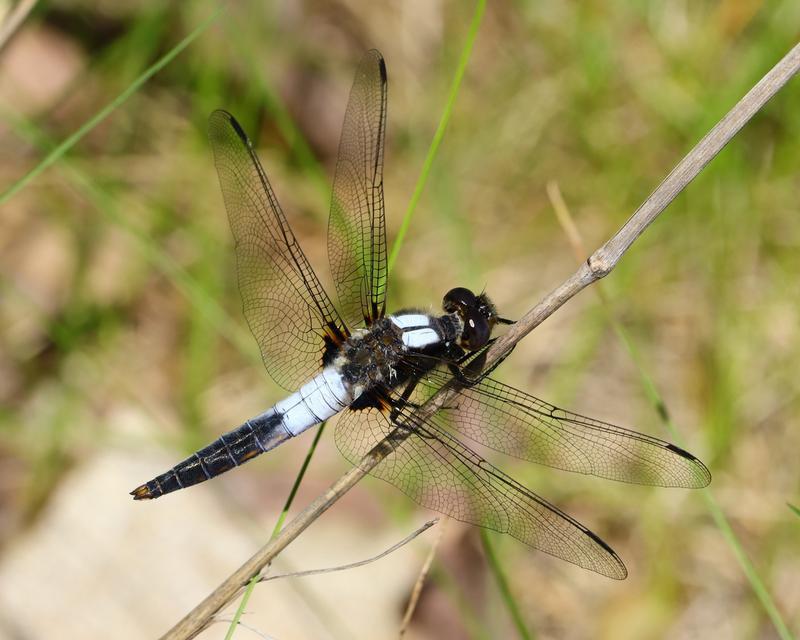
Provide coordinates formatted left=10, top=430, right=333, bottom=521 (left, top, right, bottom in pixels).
left=0, top=1, right=799, bottom=639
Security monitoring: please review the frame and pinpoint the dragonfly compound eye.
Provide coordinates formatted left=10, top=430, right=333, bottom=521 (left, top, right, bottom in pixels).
left=443, top=287, right=491, bottom=349
left=443, top=287, right=478, bottom=314
left=462, top=311, right=491, bottom=350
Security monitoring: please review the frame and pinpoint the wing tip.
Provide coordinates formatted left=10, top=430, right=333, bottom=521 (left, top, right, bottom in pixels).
left=362, top=49, right=387, bottom=83
left=207, top=109, right=250, bottom=147
left=581, top=526, right=628, bottom=580
left=606, top=562, right=629, bottom=580
left=665, top=443, right=712, bottom=488
left=208, top=108, right=230, bottom=125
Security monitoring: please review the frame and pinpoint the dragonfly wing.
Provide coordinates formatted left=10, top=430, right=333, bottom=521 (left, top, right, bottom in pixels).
left=416, top=367, right=711, bottom=488
left=209, top=110, right=349, bottom=391
left=328, top=49, right=389, bottom=329
left=335, top=394, right=627, bottom=579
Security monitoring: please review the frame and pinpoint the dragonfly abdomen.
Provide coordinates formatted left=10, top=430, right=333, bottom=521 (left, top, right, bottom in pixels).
left=131, top=367, right=353, bottom=500
left=130, top=410, right=292, bottom=500
left=275, top=367, right=353, bottom=434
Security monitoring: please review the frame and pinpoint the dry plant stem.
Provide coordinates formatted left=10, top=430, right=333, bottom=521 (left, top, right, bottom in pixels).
left=0, top=0, right=38, bottom=51
left=485, top=40, right=800, bottom=370
left=259, top=518, right=438, bottom=583
left=161, top=41, right=800, bottom=640
left=399, top=518, right=448, bottom=637
left=162, top=461, right=387, bottom=640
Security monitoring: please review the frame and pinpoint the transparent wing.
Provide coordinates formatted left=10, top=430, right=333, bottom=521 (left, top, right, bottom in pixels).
left=209, top=110, right=348, bottom=391
left=335, top=395, right=628, bottom=579
left=328, top=49, right=388, bottom=328
left=414, top=365, right=711, bottom=488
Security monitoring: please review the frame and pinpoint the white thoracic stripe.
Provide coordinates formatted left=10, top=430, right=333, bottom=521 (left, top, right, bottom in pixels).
left=401, top=327, right=440, bottom=349
left=389, top=313, right=430, bottom=329
left=275, top=367, right=352, bottom=436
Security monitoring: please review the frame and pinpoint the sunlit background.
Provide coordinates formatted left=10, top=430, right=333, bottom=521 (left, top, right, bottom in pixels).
left=1, top=1, right=799, bottom=638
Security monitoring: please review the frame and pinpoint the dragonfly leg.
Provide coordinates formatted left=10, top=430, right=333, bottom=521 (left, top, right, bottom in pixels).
left=449, top=339, right=517, bottom=385
left=390, top=376, right=422, bottom=422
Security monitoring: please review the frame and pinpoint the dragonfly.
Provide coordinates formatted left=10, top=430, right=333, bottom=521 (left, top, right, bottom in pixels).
left=132, top=49, right=711, bottom=579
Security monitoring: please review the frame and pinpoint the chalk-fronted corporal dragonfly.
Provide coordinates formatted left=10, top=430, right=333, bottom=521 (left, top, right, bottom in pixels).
left=132, top=50, right=710, bottom=579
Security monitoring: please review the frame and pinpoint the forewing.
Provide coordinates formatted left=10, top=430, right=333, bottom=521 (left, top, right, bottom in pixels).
left=416, top=367, right=711, bottom=488
left=328, top=49, right=388, bottom=328
left=335, top=398, right=627, bottom=579
left=209, top=110, right=348, bottom=391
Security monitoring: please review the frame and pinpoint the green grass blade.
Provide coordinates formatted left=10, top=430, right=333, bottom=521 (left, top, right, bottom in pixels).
left=700, top=491, right=794, bottom=640
left=480, top=531, right=534, bottom=640
left=789, top=503, right=800, bottom=519
left=270, top=422, right=328, bottom=540
left=225, top=423, right=327, bottom=640
left=222, top=11, right=330, bottom=201
left=0, top=5, right=224, bottom=206
left=549, top=192, right=794, bottom=640
left=619, top=333, right=792, bottom=640
left=1, top=108, right=260, bottom=370
left=226, top=3, right=489, bottom=634
left=387, top=0, right=487, bottom=273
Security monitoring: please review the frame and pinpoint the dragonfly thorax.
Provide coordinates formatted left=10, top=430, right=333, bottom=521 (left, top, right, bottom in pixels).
left=335, top=318, right=406, bottom=392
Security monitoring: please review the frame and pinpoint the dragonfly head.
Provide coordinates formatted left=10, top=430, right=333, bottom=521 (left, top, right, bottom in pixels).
left=443, top=287, right=501, bottom=351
